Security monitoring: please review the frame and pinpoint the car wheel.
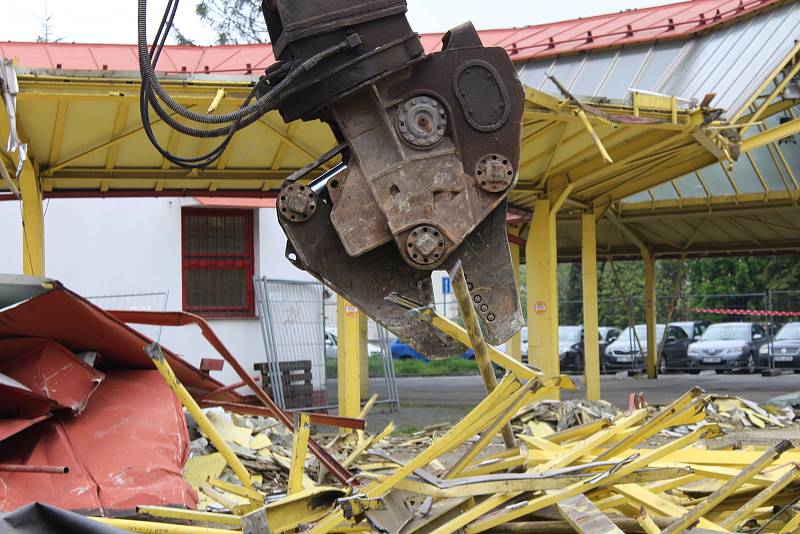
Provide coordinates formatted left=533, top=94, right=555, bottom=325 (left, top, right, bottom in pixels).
left=746, top=352, right=755, bottom=374
left=688, top=369, right=700, bottom=375
left=658, top=358, right=667, bottom=375
left=715, top=369, right=726, bottom=374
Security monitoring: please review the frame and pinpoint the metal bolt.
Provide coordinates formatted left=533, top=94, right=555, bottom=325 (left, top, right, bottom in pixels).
left=412, top=232, right=439, bottom=257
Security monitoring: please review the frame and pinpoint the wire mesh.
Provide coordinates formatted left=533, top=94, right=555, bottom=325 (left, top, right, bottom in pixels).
left=85, top=291, right=169, bottom=342
left=254, top=277, right=399, bottom=412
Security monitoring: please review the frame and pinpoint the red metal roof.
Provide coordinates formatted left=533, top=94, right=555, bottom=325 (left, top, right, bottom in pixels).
left=0, top=0, right=785, bottom=73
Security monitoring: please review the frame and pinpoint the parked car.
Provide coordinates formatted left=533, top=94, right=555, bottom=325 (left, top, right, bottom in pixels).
left=759, top=321, right=800, bottom=372
left=520, top=326, right=528, bottom=360
left=687, top=322, right=769, bottom=373
left=660, top=320, right=710, bottom=372
left=559, top=326, right=621, bottom=372
left=603, top=324, right=691, bottom=372
left=324, top=331, right=382, bottom=359
left=389, top=340, right=474, bottom=362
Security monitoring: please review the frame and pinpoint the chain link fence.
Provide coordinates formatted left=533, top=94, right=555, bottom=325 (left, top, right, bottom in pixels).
left=254, top=277, right=399, bottom=413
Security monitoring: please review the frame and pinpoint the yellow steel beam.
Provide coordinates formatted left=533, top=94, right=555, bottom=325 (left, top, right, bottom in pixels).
left=731, top=39, right=800, bottom=124
left=526, top=199, right=559, bottom=396
left=136, top=506, right=242, bottom=526
left=450, top=263, right=516, bottom=448
left=91, top=517, right=239, bottom=534
left=741, top=116, right=800, bottom=153
left=47, top=101, right=68, bottom=167
left=661, top=440, right=793, bottom=534
left=718, top=464, right=800, bottom=531
left=337, top=297, right=365, bottom=420
left=146, top=344, right=253, bottom=489
left=581, top=211, right=601, bottom=400
left=445, top=424, right=719, bottom=534
left=288, top=413, right=311, bottom=494
left=41, top=105, right=197, bottom=176
left=19, top=159, right=44, bottom=276
left=308, top=374, right=536, bottom=533
left=104, top=101, right=130, bottom=170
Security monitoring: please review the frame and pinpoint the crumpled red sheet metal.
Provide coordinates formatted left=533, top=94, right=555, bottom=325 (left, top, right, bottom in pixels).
left=0, top=285, right=235, bottom=398
left=0, top=338, right=104, bottom=413
left=0, top=283, right=222, bottom=514
left=0, top=371, right=197, bottom=514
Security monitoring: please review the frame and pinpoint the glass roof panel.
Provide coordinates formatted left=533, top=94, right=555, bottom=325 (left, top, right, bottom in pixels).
left=699, top=164, right=736, bottom=196
left=729, top=156, right=766, bottom=194
left=674, top=174, right=707, bottom=198
left=570, top=50, right=616, bottom=97
left=598, top=44, right=650, bottom=99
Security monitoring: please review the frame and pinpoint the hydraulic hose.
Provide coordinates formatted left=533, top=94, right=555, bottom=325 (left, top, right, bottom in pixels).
left=137, top=0, right=354, bottom=126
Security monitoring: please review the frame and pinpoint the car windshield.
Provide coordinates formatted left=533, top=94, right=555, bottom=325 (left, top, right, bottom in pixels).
left=618, top=325, right=665, bottom=341
left=776, top=323, right=800, bottom=340
left=701, top=324, right=750, bottom=341
left=558, top=326, right=581, bottom=343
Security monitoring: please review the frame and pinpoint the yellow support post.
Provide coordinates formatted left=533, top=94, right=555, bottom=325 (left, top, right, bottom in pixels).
left=643, top=250, right=657, bottom=379
left=526, top=199, right=559, bottom=397
left=581, top=211, right=601, bottom=400
left=19, top=159, right=44, bottom=276
left=337, top=296, right=364, bottom=419
left=288, top=413, right=311, bottom=494
left=507, top=237, right=522, bottom=361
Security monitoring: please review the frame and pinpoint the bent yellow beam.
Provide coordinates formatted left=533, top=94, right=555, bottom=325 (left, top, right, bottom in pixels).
left=288, top=413, right=311, bottom=494
left=146, top=344, right=253, bottom=489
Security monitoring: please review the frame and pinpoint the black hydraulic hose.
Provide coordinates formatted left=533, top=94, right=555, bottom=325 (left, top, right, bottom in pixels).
left=138, top=0, right=353, bottom=126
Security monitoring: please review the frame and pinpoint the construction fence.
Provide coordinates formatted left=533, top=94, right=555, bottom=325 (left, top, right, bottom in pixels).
left=254, top=277, right=399, bottom=413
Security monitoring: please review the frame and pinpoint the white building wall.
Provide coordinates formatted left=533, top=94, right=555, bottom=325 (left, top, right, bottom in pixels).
left=0, top=197, right=314, bottom=387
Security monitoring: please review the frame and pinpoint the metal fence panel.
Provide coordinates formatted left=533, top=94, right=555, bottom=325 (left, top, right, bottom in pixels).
left=255, top=277, right=399, bottom=412
left=85, top=291, right=169, bottom=341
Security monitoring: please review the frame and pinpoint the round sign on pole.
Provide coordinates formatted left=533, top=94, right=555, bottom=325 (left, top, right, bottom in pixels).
left=534, top=300, right=547, bottom=315
left=344, top=304, right=359, bottom=318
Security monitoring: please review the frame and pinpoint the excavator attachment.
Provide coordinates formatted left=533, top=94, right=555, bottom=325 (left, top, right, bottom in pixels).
left=264, top=0, right=524, bottom=358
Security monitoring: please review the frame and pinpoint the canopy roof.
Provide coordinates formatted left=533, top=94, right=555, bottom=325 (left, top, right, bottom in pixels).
left=1, top=0, right=798, bottom=259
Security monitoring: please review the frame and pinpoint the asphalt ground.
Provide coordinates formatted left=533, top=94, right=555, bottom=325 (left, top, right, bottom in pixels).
left=331, top=371, right=800, bottom=433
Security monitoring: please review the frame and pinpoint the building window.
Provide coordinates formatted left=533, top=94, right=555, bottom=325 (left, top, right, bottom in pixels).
left=181, top=208, right=255, bottom=317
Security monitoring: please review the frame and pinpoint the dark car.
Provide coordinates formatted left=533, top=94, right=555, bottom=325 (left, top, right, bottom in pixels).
left=687, top=322, right=769, bottom=373
left=660, top=320, right=710, bottom=372
left=603, top=324, right=691, bottom=372
left=559, top=326, right=621, bottom=372
left=758, top=322, right=800, bottom=372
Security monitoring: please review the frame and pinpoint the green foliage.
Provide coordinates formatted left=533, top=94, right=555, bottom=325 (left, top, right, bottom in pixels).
left=549, top=256, right=800, bottom=328
left=195, top=0, right=266, bottom=44
left=325, top=356, right=479, bottom=379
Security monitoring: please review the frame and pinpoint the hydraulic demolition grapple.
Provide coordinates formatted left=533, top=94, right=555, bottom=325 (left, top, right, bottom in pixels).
left=139, top=0, right=525, bottom=359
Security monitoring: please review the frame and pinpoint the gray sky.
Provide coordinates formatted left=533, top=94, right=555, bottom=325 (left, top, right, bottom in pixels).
left=2, top=0, right=676, bottom=45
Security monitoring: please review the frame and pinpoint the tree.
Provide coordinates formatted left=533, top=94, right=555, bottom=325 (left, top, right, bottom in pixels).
left=196, top=0, right=266, bottom=44
left=36, top=0, right=63, bottom=43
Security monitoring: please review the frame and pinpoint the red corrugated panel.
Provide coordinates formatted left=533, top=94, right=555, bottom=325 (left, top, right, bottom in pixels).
left=0, top=0, right=785, bottom=71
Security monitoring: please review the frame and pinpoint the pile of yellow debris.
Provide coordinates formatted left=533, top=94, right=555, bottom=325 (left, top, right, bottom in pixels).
left=89, top=299, right=800, bottom=534
left=102, top=382, right=800, bottom=534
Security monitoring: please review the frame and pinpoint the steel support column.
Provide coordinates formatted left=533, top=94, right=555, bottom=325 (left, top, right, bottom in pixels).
left=643, top=250, right=657, bottom=379
left=336, top=296, right=366, bottom=419
left=581, top=212, right=601, bottom=400
left=508, top=238, right=522, bottom=361
left=19, top=160, right=44, bottom=276
left=526, top=199, right=559, bottom=398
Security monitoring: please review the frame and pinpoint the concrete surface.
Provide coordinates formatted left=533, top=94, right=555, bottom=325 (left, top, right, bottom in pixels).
left=347, top=371, right=800, bottom=432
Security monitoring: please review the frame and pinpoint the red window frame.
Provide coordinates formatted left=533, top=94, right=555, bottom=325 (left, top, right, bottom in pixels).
left=181, top=208, right=255, bottom=318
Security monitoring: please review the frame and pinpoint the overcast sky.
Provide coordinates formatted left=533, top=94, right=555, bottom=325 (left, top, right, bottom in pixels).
left=2, top=0, right=677, bottom=45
